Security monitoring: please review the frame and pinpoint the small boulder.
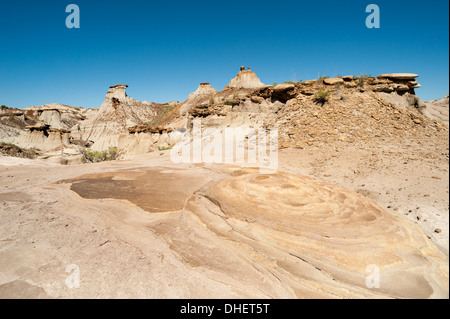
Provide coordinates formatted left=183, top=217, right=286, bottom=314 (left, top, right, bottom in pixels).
left=272, top=84, right=296, bottom=102
left=342, top=75, right=354, bottom=82
left=303, top=80, right=316, bottom=85
left=273, top=83, right=295, bottom=92
left=251, top=96, right=264, bottom=104
left=323, top=78, right=344, bottom=85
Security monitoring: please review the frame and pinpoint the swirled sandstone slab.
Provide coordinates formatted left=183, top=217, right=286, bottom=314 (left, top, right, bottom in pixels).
left=65, top=166, right=448, bottom=298
left=192, top=169, right=449, bottom=298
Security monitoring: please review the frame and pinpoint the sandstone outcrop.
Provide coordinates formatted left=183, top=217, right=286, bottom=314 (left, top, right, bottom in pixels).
left=73, top=84, right=161, bottom=150
left=179, top=83, right=219, bottom=116
left=227, top=66, right=265, bottom=89
left=25, top=103, right=91, bottom=130
left=15, top=124, right=71, bottom=152
left=374, top=73, right=421, bottom=95
left=157, top=71, right=445, bottom=152
left=0, top=104, right=91, bottom=147
left=424, top=95, right=449, bottom=125
left=0, top=68, right=446, bottom=163
left=377, top=73, right=419, bottom=80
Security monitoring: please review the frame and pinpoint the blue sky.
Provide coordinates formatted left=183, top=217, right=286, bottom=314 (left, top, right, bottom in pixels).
left=0, top=0, right=448, bottom=108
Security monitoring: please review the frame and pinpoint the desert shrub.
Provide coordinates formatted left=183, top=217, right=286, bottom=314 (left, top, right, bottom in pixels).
left=81, top=147, right=118, bottom=163
left=158, top=145, right=172, bottom=151
left=1, top=105, right=8, bottom=110
left=314, top=90, right=330, bottom=104
left=283, top=81, right=296, bottom=84
left=355, top=74, right=371, bottom=87
left=317, top=75, right=330, bottom=84
left=273, top=82, right=278, bottom=86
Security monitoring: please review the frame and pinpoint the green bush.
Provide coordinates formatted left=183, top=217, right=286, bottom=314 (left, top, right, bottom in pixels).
left=158, top=145, right=172, bottom=151
left=317, top=75, right=330, bottom=84
left=82, top=147, right=118, bottom=163
left=355, top=74, right=371, bottom=87
left=314, top=90, right=330, bottom=104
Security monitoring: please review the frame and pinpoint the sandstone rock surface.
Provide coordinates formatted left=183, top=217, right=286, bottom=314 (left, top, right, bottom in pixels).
left=377, top=73, right=419, bottom=80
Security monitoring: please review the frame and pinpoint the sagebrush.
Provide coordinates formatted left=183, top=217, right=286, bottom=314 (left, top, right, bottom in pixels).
left=81, top=147, right=119, bottom=163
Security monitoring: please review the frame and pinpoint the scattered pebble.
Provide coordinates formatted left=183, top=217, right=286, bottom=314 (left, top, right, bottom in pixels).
left=434, top=228, right=442, bottom=233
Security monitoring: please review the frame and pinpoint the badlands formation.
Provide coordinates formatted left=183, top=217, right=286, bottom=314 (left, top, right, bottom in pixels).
left=0, top=67, right=448, bottom=298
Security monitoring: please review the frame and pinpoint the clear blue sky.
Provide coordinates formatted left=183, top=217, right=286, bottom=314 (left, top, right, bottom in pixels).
left=0, top=0, right=448, bottom=108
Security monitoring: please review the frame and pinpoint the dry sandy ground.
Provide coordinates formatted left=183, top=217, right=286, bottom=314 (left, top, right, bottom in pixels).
left=0, top=135, right=448, bottom=299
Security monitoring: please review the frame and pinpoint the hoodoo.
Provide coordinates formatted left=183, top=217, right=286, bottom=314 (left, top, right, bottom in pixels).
left=228, top=66, right=265, bottom=89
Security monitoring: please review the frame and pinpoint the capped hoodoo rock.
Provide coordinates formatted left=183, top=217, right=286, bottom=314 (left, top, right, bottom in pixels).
left=179, top=82, right=219, bottom=116
left=228, top=66, right=265, bottom=89
left=186, top=82, right=219, bottom=101
left=72, top=84, right=160, bottom=148
left=104, top=84, right=129, bottom=101
left=372, top=73, right=422, bottom=95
